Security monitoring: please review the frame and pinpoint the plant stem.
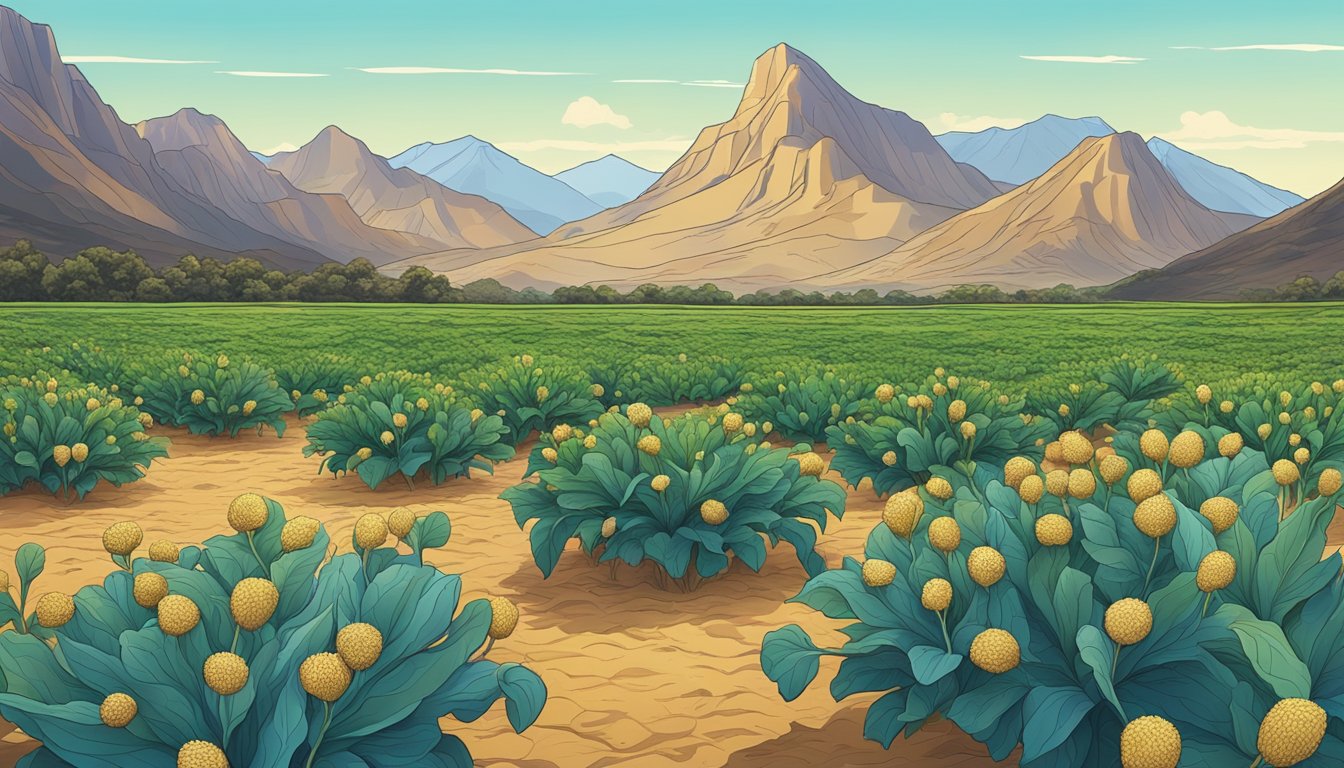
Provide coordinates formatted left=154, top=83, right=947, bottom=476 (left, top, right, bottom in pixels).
left=1249, top=757, right=1263, bottom=768
left=246, top=531, right=269, bottom=578
left=1142, top=536, right=1161, bottom=596
left=1201, top=591, right=1214, bottom=619
left=230, top=625, right=241, bottom=654
left=937, top=610, right=952, bottom=654
left=303, top=701, right=332, bottom=768
left=1111, top=642, right=1121, bottom=678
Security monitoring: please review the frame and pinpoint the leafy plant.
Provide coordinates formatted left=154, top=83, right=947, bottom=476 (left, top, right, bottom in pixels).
left=1097, top=355, right=1183, bottom=403
left=0, top=496, right=546, bottom=767
left=0, top=375, right=168, bottom=500
left=456, top=355, right=604, bottom=445
left=828, top=373, right=1055, bottom=497
left=762, top=447, right=1344, bottom=767
left=737, top=368, right=870, bottom=443
left=502, top=406, right=846, bottom=590
left=304, top=375, right=513, bottom=490
left=1026, top=381, right=1126, bottom=433
left=273, top=354, right=362, bottom=417
left=135, top=352, right=289, bottom=437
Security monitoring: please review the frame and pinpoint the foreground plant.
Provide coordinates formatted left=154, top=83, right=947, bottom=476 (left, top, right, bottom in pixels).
left=0, top=495, right=545, bottom=767
left=502, top=404, right=846, bottom=589
left=304, top=372, right=512, bottom=490
left=762, top=444, right=1344, bottom=767
left=135, top=352, right=290, bottom=437
left=0, top=374, right=168, bottom=499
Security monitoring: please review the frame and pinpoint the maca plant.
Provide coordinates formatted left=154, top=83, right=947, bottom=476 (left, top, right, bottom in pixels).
left=304, top=373, right=513, bottom=490
left=629, top=354, right=745, bottom=406
left=456, top=354, right=604, bottom=445
left=827, top=372, right=1055, bottom=497
left=273, top=354, right=362, bottom=417
left=502, top=403, right=846, bottom=590
left=736, top=368, right=871, bottom=443
left=0, top=375, right=168, bottom=500
left=0, top=494, right=546, bottom=768
left=135, top=352, right=290, bottom=437
left=762, top=439, right=1344, bottom=767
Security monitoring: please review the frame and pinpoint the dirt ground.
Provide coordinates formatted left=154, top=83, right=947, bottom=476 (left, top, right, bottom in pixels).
left=0, top=411, right=1017, bottom=767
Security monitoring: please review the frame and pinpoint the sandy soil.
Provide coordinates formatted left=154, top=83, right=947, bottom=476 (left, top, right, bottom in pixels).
left=0, top=412, right=1015, bottom=767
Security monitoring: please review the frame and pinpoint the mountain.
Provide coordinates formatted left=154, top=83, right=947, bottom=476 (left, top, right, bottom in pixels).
left=1110, top=177, right=1342, bottom=300
left=816, top=132, right=1262, bottom=294
left=0, top=6, right=330, bottom=267
left=936, top=115, right=1115, bottom=185
left=387, top=137, right=600, bottom=235
left=268, top=127, right=534, bottom=252
left=1145, top=138, right=1305, bottom=218
left=388, top=44, right=1004, bottom=293
left=137, top=109, right=482, bottom=266
left=553, top=155, right=660, bottom=208
left=250, top=151, right=272, bottom=165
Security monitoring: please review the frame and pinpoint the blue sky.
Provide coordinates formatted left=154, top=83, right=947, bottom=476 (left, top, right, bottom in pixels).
left=7, top=0, right=1343, bottom=194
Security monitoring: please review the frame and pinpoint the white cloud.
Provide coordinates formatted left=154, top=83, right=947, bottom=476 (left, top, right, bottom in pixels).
left=259, top=142, right=300, bottom=156
left=613, top=78, right=744, bottom=88
left=62, top=55, right=216, bottom=64
left=937, top=112, right=1028, bottom=133
left=1020, top=55, right=1145, bottom=64
left=561, top=96, right=632, bottom=130
left=356, top=67, right=584, bottom=76
left=496, top=138, right=689, bottom=154
left=683, top=80, right=745, bottom=89
left=1173, top=44, right=1344, bottom=52
left=217, top=70, right=327, bottom=78
left=1158, top=110, right=1344, bottom=150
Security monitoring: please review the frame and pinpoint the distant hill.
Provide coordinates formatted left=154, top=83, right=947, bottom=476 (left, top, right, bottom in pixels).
left=1145, top=138, right=1305, bottom=218
left=387, top=137, right=601, bottom=235
left=936, top=115, right=1115, bottom=185
left=553, top=155, right=660, bottom=209
left=1109, top=177, right=1343, bottom=300
left=817, top=132, right=1261, bottom=293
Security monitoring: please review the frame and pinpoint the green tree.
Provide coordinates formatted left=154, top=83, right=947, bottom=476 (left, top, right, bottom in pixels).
left=0, top=240, right=49, bottom=300
left=40, top=246, right=153, bottom=301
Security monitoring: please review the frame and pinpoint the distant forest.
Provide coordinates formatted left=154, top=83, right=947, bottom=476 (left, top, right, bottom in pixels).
left=1, top=240, right=1337, bottom=305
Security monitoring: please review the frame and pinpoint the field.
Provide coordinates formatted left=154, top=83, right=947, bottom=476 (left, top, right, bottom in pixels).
left=3, top=302, right=1344, bottom=768
left=4, top=302, right=1344, bottom=387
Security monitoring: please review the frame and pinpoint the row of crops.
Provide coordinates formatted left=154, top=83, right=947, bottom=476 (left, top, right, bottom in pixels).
left=4, top=341, right=1344, bottom=766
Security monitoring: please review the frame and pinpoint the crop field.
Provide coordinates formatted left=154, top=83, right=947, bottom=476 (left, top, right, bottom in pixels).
left=2, top=302, right=1344, bottom=768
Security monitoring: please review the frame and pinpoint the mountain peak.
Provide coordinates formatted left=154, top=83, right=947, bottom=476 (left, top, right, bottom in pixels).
left=742, top=43, right=835, bottom=103
left=135, top=108, right=236, bottom=153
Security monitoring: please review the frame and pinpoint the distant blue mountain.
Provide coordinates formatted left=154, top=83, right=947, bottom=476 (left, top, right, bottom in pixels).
left=553, top=155, right=660, bottom=209
left=250, top=151, right=271, bottom=165
left=387, top=137, right=601, bottom=235
left=935, top=114, right=1115, bottom=185
left=1145, top=137, right=1304, bottom=218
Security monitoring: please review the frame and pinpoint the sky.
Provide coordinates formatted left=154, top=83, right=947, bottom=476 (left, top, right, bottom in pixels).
left=6, top=0, right=1343, bottom=194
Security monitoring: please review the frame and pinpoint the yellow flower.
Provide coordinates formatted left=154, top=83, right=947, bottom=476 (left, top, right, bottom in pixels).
left=967, top=546, right=1006, bottom=587
left=1196, top=551, right=1236, bottom=592
left=99, top=693, right=137, bottom=728
left=1018, top=474, right=1045, bottom=504
left=875, top=384, right=895, bottom=404
left=861, top=558, right=897, bottom=587
left=700, top=499, right=729, bottom=525
left=1100, top=455, right=1129, bottom=485
left=158, top=594, right=201, bottom=637
left=1272, top=459, right=1300, bottom=486
left=541, top=447, right=558, bottom=463
left=392, top=412, right=408, bottom=429
left=227, top=493, right=269, bottom=533
left=1257, top=698, right=1326, bottom=767
left=925, top=477, right=954, bottom=500
left=35, top=592, right=75, bottom=627
left=796, top=452, right=825, bottom=477
left=388, top=507, right=416, bottom=539
left=721, top=412, right=744, bottom=434
left=1045, top=469, right=1069, bottom=498
left=190, top=389, right=205, bottom=405
left=627, top=402, right=653, bottom=428
left=1120, top=716, right=1182, bottom=768
left=1199, top=497, right=1239, bottom=534
left=551, top=423, right=574, bottom=443
left=380, top=430, right=395, bottom=445
left=177, top=740, right=228, bottom=768
left=1168, top=431, right=1205, bottom=469
left=959, top=421, right=977, bottom=440
left=1134, top=494, right=1177, bottom=538
left=1319, top=468, right=1343, bottom=496
left=102, top=521, right=143, bottom=557
left=133, top=572, right=169, bottom=609
left=1139, top=430, right=1169, bottom=463
left=299, top=653, right=352, bottom=702
left=882, top=493, right=923, bottom=538
left=52, top=444, right=71, bottom=467
left=601, top=517, right=617, bottom=537
left=1295, top=447, right=1311, bottom=465
left=71, top=442, right=89, bottom=462
left=281, top=516, right=321, bottom=551
left=1105, top=598, right=1153, bottom=646
left=203, top=652, right=250, bottom=695
left=336, top=622, right=384, bottom=671
left=1035, top=513, right=1073, bottom=546
left=637, top=435, right=662, bottom=456
left=969, top=628, right=1020, bottom=673
left=651, top=474, right=670, bottom=492
left=1003, top=457, right=1036, bottom=490
left=928, top=516, right=961, bottom=552
left=488, top=597, right=520, bottom=639
left=1219, top=433, right=1244, bottom=458
left=1068, top=468, right=1096, bottom=499
left=354, top=513, right=389, bottom=550
left=947, top=399, right=967, bottom=423
left=1126, top=469, right=1163, bottom=503
left=921, top=578, right=953, bottom=611
left=230, top=578, right=279, bottom=631
left=1058, top=431, right=1093, bottom=465
left=1195, top=385, right=1212, bottom=405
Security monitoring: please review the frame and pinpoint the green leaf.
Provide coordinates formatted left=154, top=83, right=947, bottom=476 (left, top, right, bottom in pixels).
left=760, top=625, right=825, bottom=701
left=1223, top=603, right=1312, bottom=698
left=15, top=543, right=45, bottom=602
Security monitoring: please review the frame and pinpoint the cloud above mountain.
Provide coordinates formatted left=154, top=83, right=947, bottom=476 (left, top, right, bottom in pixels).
left=61, top=55, right=216, bottom=64
left=1161, top=110, right=1344, bottom=150
left=562, top=97, right=632, bottom=129
left=936, top=113, right=1028, bottom=132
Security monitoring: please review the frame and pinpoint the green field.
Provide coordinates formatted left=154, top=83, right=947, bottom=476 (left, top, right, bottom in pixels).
left=3, top=302, right=1343, bottom=388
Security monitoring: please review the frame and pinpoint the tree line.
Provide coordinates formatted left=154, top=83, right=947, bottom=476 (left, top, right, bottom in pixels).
left=2, top=240, right=1339, bottom=305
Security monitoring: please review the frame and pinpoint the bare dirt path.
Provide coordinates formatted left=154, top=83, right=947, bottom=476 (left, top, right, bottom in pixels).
left=0, top=413, right=1011, bottom=767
